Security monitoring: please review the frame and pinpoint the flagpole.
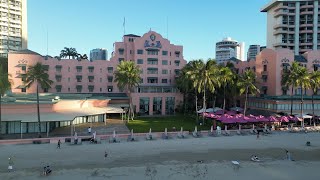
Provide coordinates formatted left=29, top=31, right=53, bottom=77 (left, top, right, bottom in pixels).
left=123, top=17, right=126, bottom=36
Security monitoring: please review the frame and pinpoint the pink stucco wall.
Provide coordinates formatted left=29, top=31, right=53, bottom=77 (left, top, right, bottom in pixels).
left=8, top=31, right=186, bottom=115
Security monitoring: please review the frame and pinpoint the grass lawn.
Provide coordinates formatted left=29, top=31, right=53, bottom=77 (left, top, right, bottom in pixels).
left=126, top=114, right=212, bottom=133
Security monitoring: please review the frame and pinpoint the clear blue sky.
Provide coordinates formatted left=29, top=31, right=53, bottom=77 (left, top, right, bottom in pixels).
left=28, top=0, right=270, bottom=61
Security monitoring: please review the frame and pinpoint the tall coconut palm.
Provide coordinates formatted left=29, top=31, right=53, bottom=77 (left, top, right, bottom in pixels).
left=25, top=62, right=53, bottom=137
left=187, top=59, right=220, bottom=124
left=0, top=64, right=12, bottom=135
left=219, top=67, right=235, bottom=113
left=309, top=71, right=320, bottom=124
left=294, top=66, right=310, bottom=127
left=114, top=61, right=141, bottom=121
left=237, top=70, right=260, bottom=116
left=60, top=47, right=78, bottom=59
left=281, top=62, right=301, bottom=115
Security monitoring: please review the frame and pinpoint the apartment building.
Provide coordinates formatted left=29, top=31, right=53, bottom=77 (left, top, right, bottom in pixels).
left=261, top=0, right=319, bottom=55
left=215, top=37, right=245, bottom=63
left=247, top=45, right=262, bottom=60
left=0, top=0, right=27, bottom=57
left=90, top=48, right=107, bottom=61
left=8, top=31, right=186, bottom=115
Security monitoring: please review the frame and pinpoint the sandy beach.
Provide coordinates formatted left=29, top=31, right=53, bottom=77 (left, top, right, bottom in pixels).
left=0, top=132, right=320, bottom=180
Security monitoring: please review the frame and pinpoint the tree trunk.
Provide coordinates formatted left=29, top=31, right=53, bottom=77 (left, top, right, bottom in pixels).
left=244, top=86, right=249, bottom=116
left=129, top=90, right=134, bottom=121
left=195, top=90, right=198, bottom=122
left=37, top=84, right=41, bottom=138
left=202, top=83, right=206, bottom=125
left=290, top=86, right=294, bottom=115
left=312, top=92, right=315, bottom=126
left=223, top=84, right=226, bottom=113
left=300, top=86, right=304, bottom=128
left=183, top=93, right=186, bottom=115
left=213, top=93, right=216, bottom=108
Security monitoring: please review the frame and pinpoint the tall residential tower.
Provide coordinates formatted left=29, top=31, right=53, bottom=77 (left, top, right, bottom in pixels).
left=90, top=48, right=108, bottom=61
left=261, top=0, right=319, bottom=55
left=215, top=37, right=245, bottom=63
left=0, top=0, right=27, bottom=57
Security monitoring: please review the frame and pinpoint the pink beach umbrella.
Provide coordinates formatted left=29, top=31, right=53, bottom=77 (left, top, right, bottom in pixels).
left=268, top=116, right=278, bottom=122
left=279, top=116, right=289, bottom=123
left=257, top=115, right=269, bottom=122
left=227, top=111, right=236, bottom=116
left=215, top=110, right=225, bottom=115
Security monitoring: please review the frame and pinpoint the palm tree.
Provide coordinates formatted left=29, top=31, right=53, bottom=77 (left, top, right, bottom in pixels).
left=186, top=59, right=220, bottom=124
left=281, top=62, right=301, bottom=115
left=294, top=66, right=310, bottom=127
left=114, top=61, right=141, bottom=121
left=25, top=62, right=53, bottom=137
left=219, top=67, right=235, bottom=113
left=60, top=47, right=78, bottom=59
left=237, top=70, right=260, bottom=116
left=176, top=64, right=193, bottom=115
left=309, top=71, right=320, bottom=124
left=0, top=64, right=12, bottom=135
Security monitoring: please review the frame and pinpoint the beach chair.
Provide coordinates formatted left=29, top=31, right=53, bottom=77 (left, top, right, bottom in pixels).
left=192, top=131, right=201, bottom=138
left=222, top=130, right=231, bottom=136
left=146, top=133, right=154, bottom=140
left=109, top=137, right=120, bottom=143
left=162, top=133, right=169, bottom=139
left=209, top=131, right=217, bottom=137
left=177, top=132, right=185, bottom=139
left=127, top=134, right=135, bottom=142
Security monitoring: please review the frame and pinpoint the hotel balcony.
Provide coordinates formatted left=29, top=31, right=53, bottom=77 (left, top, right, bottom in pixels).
left=300, top=11, right=313, bottom=15
left=274, top=42, right=289, bottom=47
left=261, top=71, right=268, bottom=76
left=274, top=10, right=289, bottom=17
left=300, top=4, right=313, bottom=9
left=273, top=30, right=288, bottom=35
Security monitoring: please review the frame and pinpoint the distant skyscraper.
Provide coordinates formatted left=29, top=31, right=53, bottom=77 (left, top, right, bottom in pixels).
left=247, top=45, right=261, bottom=60
left=261, top=0, right=320, bottom=55
left=215, top=37, right=245, bottom=63
left=0, top=0, right=28, bottom=57
left=90, top=48, right=108, bottom=61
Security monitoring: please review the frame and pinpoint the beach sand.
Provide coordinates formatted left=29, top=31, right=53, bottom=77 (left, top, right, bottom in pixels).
left=0, top=132, right=320, bottom=180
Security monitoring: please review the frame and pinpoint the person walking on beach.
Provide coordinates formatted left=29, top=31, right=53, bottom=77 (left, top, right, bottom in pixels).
left=104, top=151, right=108, bottom=160
left=57, top=139, right=61, bottom=149
left=8, top=157, right=14, bottom=172
left=285, top=150, right=293, bottom=161
left=88, top=127, right=92, bottom=134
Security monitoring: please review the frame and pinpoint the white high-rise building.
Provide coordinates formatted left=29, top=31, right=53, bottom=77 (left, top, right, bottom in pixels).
left=247, top=45, right=261, bottom=60
left=0, top=0, right=27, bottom=57
left=215, top=37, right=245, bottom=63
left=90, top=48, right=108, bottom=61
left=261, top=0, right=320, bottom=55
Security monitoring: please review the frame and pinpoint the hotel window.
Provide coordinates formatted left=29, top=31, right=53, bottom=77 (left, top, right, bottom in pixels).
left=55, top=65, right=62, bottom=72
left=314, top=64, right=319, bottom=71
left=42, top=65, right=49, bottom=71
left=68, top=88, right=70, bottom=92
left=153, top=97, right=162, bottom=115
left=137, top=49, right=143, bottom=54
left=21, top=88, right=26, bottom=92
left=263, top=65, right=267, bottom=72
left=55, top=75, right=62, bottom=82
left=88, top=66, right=94, bottom=73
left=147, top=68, right=158, bottom=74
left=56, top=85, right=62, bottom=92
left=21, top=65, right=26, bottom=71
left=68, top=67, right=70, bottom=72
left=162, top=60, right=168, bottom=65
left=88, top=85, right=94, bottom=92
left=76, top=66, right=82, bottom=72
left=174, top=69, right=180, bottom=76
left=162, top=69, right=168, bottom=74
left=108, top=76, right=113, bottom=82
left=174, top=60, right=180, bottom=66
left=162, top=79, right=168, bottom=83
left=140, top=78, right=143, bottom=83
left=137, top=59, right=143, bottom=64
left=76, top=75, right=82, bottom=82
left=262, top=75, right=268, bottom=82
left=108, top=86, right=113, bottom=92
left=162, top=51, right=168, bottom=56
left=88, top=76, right=94, bottom=82
left=147, top=58, right=158, bottom=65
left=107, top=67, right=113, bottom=73
left=100, top=78, right=102, bottom=82
left=76, top=85, right=82, bottom=93
left=118, top=48, right=124, bottom=55
left=130, top=50, right=133, bottom=54
left=100, top=88, right=102, bottom=92
left=175, top=51, right=180, bottom=58
left=147, top=77, right=158, bottom=83
left=68, top=77, right=70, bottom=82
left=147, top=50, right=158, bottom=55
left=100, top=68, right=102, bottom=73
left=119, top=58, right=124, bottom=63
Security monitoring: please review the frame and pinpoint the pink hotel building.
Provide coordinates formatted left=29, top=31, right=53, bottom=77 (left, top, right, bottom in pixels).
left=8, top=31, right=186, bottom=116
left=231, top=48, right=320, bottom=116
